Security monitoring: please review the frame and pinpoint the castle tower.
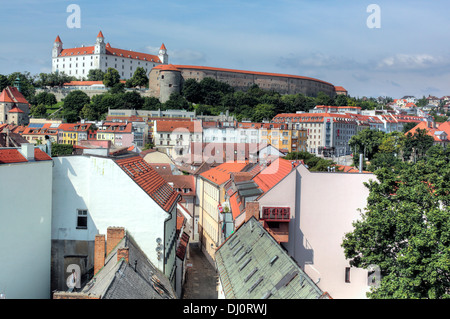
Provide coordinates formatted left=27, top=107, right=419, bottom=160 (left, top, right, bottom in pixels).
left=52, top=35, right=63, bottom=58
left=158, top=43, right=168, bottom=64
left=94, top=30, right=106, bottom=54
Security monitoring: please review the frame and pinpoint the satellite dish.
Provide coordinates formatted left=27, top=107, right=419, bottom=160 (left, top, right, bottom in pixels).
left=156, top=246, right=162, bottom=252
left=156, top=238, right=162, bottom=244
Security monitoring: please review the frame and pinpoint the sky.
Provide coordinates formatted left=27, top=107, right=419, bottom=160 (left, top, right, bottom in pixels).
left=1, top=0, right=450, bottom=99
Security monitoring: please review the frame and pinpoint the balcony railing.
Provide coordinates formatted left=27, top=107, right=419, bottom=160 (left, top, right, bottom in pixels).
left=261, top=207, right=290, bottom=221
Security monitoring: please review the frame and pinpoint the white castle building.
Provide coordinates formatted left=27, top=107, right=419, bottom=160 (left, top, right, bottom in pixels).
left=52, top=31, right=168, bottom=79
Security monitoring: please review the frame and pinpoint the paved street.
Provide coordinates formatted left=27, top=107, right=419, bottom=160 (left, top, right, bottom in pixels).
left=181, top=242, right=218, bottom=299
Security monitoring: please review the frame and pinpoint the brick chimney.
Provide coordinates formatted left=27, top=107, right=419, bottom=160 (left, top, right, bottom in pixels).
left=245, top=201, right=260, bottom=222
left=94, top=234, right=106, bottom=275
left=117, top=248, right=129, bottom=263
left=106, top=227, right=125, bottom=255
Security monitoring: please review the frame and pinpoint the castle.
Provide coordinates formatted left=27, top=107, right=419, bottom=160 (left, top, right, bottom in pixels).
left=52, top=31, right=168, bottom=79
left=51, top=32, right=347, bottom=100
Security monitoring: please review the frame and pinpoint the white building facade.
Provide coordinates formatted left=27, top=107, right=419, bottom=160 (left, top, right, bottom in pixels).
left=52, top=31, right=168, bottom=79
left=255, top=164, right=376, bottom=298
left=0, top=144, right=53, bottom=299
left=51, top=151, right=179, bottom=292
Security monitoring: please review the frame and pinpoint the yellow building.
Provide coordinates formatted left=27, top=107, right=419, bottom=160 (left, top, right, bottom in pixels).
left=57, top=123, right=92, bottom=145
left=197, top=161, right=249, bottom=264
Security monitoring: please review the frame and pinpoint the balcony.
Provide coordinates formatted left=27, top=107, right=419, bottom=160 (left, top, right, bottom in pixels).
left=261, top=207, right=290, bottom=221
left=261, top=207, right=290, bottom=243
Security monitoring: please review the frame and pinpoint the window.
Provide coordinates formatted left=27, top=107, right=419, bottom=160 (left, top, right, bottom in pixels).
left=345, top=267, right=351, bottom=283
left=76, top=209, right=88, bottom=229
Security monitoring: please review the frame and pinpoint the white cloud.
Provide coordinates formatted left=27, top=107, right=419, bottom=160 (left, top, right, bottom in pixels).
left=376, top=53, right=449, bottom=71
left=145, top=46, right=207, bottom=65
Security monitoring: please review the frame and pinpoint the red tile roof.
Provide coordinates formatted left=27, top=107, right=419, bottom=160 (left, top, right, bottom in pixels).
left=0, top=148, right=51, bottom=164
left=406, top=121, right=450, bottom=142
left=200, top=161, right=248, bottom=186
left=229, top=193, right=242, bottom=220
left=253, top=158, right=296, bottom=193
left=55, top=35, right=62, bottom=43
left=155, top=120, right=202, bottom=133
left=57, top=39, right=161, bottom=63
left=0, top=86, right=29, bottom=104
left=0, top=149, right=27, bottom=164
left=162, top=65, right=334, bottom=86
left=98, top=122, right=132, bottom=133
left=58, top=123, right=92, bottom=132
left=160, top=43, right=167, bottom=50
left=97, top=30, right=104, bottom=38
left=8, top=106, right=24, bottom=113
left=115, top=155, right=180, bottom=212
left=162, top=175, right=196, bottom=196
left=153, top=64, right=181, bottom=72
left=334, top=86, right=347, bottom=92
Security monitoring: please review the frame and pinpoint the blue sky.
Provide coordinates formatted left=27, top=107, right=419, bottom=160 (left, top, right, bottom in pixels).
left=1, top=0, right=450, bottom=98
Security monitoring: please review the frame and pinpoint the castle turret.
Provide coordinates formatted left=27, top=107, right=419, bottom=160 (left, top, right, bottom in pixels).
left=52, top=35, right=63, bottom=58
left=94, top=30, right=106, bottom=54
left=158, top=43, right=168, bottom=64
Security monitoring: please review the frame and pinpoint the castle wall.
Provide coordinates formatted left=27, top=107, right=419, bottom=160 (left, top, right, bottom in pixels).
left=149, top=65, right=337, bottom=102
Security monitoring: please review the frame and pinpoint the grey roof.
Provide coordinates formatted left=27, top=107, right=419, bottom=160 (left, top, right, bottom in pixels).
left=215, top=217, right=329, bottom=299
left=80, top=232, right=176, bottom=299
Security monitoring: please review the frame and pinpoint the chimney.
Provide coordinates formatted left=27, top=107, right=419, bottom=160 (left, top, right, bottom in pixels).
left=106, top=227, right=125, bottom=255
left=19, top=143, right=34, bottom=161
left=245, top=201, right=260, bottom=222
left=117, top=248, right=129, bottom=263
left=94, top=234, right=106, bottom=275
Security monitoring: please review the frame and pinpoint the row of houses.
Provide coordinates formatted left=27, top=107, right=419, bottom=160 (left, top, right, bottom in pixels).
left=189, top=155, right=375, bottom=299
left=0, top=120, right=135, bottom=147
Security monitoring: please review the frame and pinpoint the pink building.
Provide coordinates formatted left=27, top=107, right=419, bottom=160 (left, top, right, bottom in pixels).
left=230, top=160, right=376, bottom=299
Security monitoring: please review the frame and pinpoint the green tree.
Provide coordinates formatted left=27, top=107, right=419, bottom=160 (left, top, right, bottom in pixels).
left=62, top=90, right=90, bottom=122
left=142, top=96, right=162, bottom=110
left=315, top=91, right=333, bottom=106
left=164, top=92, right=190, bottom=110
left=81, top=104, right=98, bottom=121
left=129, top=67, right=149, bottom=88
left=403, top=129, right=435, bottom=162
left=402, top=122, right=418, bottom=133
left=7, top=72, right=36, bottom=101
left=342, top=146, right=450, bottom=298
left=30, top=104, right=48, bottom=118
left=284, top=151, right=335, bottom=172
left=349, top=128, right=385, bottom=165
left=335, top=94, right=349, bottom=106
left=0, top=74, right=8, bottom=92
left=252, top=103, right=276, bottom=122
left=51, top=143, right=74, bottom=157
left=182, top=78, right=203, bottom=104
left=87, top=69, right=105, bottom=81
left=103, top=68, right=121, bottom=88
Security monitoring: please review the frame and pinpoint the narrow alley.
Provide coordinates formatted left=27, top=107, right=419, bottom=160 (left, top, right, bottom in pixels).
left=181, top=242, right=218, bottom=299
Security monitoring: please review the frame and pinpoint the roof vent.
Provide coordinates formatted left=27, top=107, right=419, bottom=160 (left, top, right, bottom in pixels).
left=269, top=255, right=278, bottom=266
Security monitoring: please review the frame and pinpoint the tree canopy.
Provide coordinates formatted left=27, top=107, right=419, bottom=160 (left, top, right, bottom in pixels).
left=342, top=145, right=450, bottom=298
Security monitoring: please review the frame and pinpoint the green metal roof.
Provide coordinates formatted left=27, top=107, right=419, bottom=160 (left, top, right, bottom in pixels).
left=215, top=217, right=328, bottom=299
